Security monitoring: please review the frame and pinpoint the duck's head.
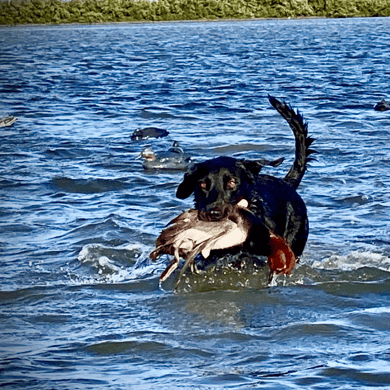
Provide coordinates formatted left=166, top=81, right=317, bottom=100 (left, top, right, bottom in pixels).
left=168, top=141, right=184, bottom=154
left=137, top=147, right=156, bottom=162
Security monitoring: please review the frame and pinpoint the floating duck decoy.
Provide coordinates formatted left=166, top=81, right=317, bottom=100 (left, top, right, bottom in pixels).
left=167, top=140, right=184, bottom=154
left=374, top=99, right=390, bottom=111
left=0, top=116, right=17, bottom=127
left=137, top=141, right=191, bottom=171
left=131, top=127, right=169, bottom=141
left=150, top=199, right=297, bottom=288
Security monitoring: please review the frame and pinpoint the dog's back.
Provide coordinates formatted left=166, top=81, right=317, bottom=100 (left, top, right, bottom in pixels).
left=249, top=174, right=308, bottom=257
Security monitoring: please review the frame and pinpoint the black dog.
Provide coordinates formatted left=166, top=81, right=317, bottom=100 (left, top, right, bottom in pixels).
left=176, top=96, right=315, bottom=265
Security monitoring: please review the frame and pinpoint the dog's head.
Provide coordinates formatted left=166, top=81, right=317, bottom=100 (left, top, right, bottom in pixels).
left=176, top=156, right=283, bottom=221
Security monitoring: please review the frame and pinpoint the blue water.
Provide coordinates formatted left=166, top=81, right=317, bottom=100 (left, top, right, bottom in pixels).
left=1, top=17, right=390, bottom=389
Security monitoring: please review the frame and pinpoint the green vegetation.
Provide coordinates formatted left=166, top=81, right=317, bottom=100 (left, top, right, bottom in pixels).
left=0, top=0, right=389, bottom=25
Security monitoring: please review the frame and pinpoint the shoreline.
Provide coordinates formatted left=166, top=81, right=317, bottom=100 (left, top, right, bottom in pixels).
left=1, top=0, right=389, bottom=27
left=1, top=15, right=388, bottom=28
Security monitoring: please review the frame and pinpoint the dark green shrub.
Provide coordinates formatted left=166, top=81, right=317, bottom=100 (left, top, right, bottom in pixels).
left=1, top=0, right=390, bottom=25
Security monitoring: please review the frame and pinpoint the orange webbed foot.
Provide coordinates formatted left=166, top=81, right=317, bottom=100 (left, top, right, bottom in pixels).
left=267, top=231, right=297, bottom=276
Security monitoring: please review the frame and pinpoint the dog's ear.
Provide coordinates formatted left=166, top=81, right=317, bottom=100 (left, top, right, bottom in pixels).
left=240, top=157, right=285, bottom=176
left=176, top=164, right=202, bottom=199
left=265, top=157, right=285, bottom=167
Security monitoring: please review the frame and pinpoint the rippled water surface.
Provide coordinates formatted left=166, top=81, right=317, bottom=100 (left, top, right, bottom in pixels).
left=1, top=17, right=390, bottom=389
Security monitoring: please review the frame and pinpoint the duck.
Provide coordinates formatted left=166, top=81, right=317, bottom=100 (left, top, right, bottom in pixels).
left=374, top=99, right=390, bottom=111
left=150, top=199, right=297, bottom=288
left=0, top=116, right=17, bottom=127
left=150, top=199, right=251, bottom=286
left=137, top=141, right=191, bottom=171
left=131, top=127, right=169, bottom=141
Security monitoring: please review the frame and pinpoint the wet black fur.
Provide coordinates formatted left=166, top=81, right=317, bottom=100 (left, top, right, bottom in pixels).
left=176, top=96, right=315, bottom=259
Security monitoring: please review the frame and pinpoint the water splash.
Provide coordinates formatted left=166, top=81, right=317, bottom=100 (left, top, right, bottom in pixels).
left=311, top=250, right=390, bottom=273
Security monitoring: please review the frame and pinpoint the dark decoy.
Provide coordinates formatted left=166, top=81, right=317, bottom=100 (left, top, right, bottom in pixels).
left=131, top=127, right=169, bottom=141
left=374, top=99, right=390, bottom=111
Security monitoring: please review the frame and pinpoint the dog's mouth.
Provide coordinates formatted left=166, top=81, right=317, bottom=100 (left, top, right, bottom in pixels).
left=198, top=199, right=249, bottom=222
left=198, top=206, right=231, bottom=222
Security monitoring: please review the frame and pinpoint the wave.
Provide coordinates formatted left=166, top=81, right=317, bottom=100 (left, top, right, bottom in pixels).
left=50, top=176, right=131, bottom=194
left=77, top=242, right=158, bottom=284
left=74, top=240, right=390, bottom=292
left=309, top=250, right=390, bottom=273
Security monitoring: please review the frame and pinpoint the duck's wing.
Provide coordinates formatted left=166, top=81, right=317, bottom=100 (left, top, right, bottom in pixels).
left=196, top=221, right=238, bottom=258
left=152, top=211, right=196, bottom=249
left=150, top=220, right=210, bottom=261
left=173, top=224, right=235, bottom=289
left=151, top=225, right=190, bottom=259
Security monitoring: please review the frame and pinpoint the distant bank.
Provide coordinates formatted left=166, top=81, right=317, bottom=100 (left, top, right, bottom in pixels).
left=1, top=0, right=389, bottom=26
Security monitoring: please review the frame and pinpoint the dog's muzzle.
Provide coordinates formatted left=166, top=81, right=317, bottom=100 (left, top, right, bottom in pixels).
left=198, top=206, right=230, bottom=222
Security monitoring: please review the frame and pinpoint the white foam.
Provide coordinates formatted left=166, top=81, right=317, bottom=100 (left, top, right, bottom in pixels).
left=76, top=242, right=154, bottom=284
left=310, top=250, right=390, bottom=272
left=97, top=256, right=121, bottom=273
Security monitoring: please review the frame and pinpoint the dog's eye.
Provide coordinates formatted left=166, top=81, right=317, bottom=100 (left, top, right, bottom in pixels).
left=199, top=181, right=207, bottom=190
left=226, top=178, right=237, bottom=190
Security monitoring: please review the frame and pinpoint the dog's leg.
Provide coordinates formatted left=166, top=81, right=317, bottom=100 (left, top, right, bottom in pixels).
left=282, top=201, right=308, bottom=257
left=283, top=202, right=301, bottom=245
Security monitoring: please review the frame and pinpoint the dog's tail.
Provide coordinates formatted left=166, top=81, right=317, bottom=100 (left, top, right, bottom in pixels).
left=268, top=95, right=316, bottom=189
